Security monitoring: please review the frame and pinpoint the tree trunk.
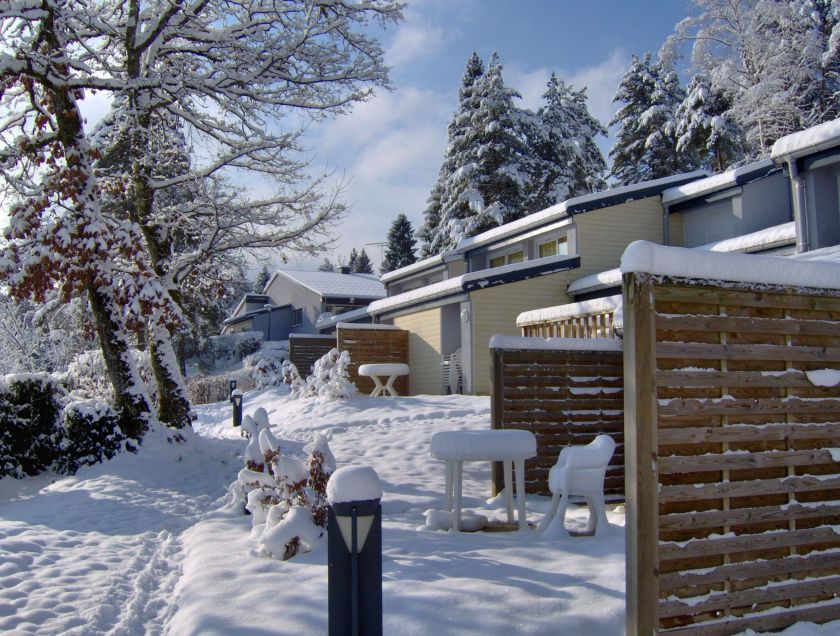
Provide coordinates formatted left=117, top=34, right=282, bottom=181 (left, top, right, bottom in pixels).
left=87, top=284, right=152, bottom=439
left=148, top=320, right=193, bottom=429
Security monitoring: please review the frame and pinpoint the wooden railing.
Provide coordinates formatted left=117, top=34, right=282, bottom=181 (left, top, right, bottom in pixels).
left=518, top=294, right=621, bottom=339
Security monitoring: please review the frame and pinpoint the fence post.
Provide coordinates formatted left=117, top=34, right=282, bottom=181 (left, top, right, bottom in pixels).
left=623, top=272, right=659, bottom=635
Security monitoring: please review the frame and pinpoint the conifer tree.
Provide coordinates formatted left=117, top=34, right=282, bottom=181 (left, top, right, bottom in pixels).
left=254, top=266, right=272, bottom=293
left=676, top=74, right=749, bottom=172
left=318, top=258, right=336, bottom=273
left=381, top=214, right=418, bottom=273
left=609, top=54, right=699, bottom=185
left=352, top=249, right=374, bottom=274
left=347, top=248, right=359, bottom=271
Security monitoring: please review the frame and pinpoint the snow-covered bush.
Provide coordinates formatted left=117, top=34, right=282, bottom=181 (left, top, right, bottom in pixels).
left=185, top=373, right=255, bottom=405
left=233, top=413, right=335, bottom=560
left=0, top=374, right=65, bottom=478
left=63, top=348, right=156, bottom=405
left=292, top=349, right=357, bottom=401
left=243, top=341, right=289, bottom=389
left=281, top=360, right=304, bottom=396
left=56, top=400, right=125, bottom=475
left=197, top=332, right=263, bottom=372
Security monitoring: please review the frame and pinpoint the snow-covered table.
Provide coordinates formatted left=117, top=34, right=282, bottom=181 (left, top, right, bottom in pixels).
left=357, top=363, right=409, bottom=397
left=430, top=430, right=537, bottom=532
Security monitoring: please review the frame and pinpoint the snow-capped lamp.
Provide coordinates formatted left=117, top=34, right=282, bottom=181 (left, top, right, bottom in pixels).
left=228, top=377, right=238, bottom=401
left=230, top=389, right=243, bottom=428
left=327, top=466, right=383, bottom=636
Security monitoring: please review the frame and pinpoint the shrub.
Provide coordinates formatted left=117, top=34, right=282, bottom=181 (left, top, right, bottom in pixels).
left=56, top=400, right=125, bottom=475
left=197, top=332, right=263, bottom=372
left=62, top=348, right=156, bottom=406
left=243, top=342, right=289, bottom=389
left=292, top=349, right=357, bottom=401
left=186, top=373, right=256, bottom=405
left=0, top=374, right=65, bottom=478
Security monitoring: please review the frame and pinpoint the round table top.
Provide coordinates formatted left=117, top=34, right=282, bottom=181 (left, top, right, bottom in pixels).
left=357, top=363, right=410, bottom=376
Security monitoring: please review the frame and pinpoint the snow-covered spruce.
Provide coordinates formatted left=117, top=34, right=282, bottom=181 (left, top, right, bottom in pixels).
left=234, top=415, right=336, bottom=560
left=243, top=342, right=290, bottom=389
left=291, top=349, right=357, bottom=402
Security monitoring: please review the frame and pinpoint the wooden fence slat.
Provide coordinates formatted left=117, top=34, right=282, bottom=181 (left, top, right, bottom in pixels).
left=657, top=448, right=836, bottom=474
left=657, top=422, right=840, bottom=444
left=659, top=552, right=840, bottom=594
left=658, top=474, right=840, bottom=503
left=658, top=526, right=840, bottom=560
left=653, top=285, right=840, bottom=312
left=658, top=397, right=840, bottom=417
left=656, top=369, right=814, bottom=388
left=659, top=575, right=840, bottom=619
left=659, top=501, right=840, bottom=532
left=656, top=313, right=840, bottom=337
left=656, top=341, right=840, bottom=363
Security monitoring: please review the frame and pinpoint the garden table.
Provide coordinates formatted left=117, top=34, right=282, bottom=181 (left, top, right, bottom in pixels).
left=430, top=429, right=537, bottom=532
left=357, top=363, right=410, bottom=397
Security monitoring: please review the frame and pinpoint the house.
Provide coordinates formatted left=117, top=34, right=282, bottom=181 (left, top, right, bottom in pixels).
left=368, top=171, right=707, bottom=396
left=222, top=269, right=385, bottom=341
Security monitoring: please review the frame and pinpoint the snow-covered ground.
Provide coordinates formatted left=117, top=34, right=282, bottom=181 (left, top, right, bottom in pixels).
left=0, top=388, right=836, bottom=634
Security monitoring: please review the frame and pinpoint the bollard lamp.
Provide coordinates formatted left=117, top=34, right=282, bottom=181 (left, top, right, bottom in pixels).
left=228, top=377, right=238, bottom=401
left=231, top=389, right=243, bottom=427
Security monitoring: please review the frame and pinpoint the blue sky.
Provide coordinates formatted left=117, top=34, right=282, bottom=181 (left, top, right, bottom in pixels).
left=301, top=0, right=691, bottom=271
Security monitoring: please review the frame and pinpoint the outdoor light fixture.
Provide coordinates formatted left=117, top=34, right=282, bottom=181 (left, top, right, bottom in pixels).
left=231, top=389, right=243, bottom=427
left=327, top=466, right=383, bottom=636
left=228, top=378, right=237, bottom=401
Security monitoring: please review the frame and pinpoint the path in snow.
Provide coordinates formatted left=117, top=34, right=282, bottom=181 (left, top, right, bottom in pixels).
left=0, top=429, right=241, bottom=636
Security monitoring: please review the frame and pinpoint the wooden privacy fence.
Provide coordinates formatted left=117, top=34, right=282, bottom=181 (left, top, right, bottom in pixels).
left=624, top=267, right=840, bottom=635
left=289, top=334, right=335, bottom=375
left=489, top=336, right=625, bottom=497
left=336, top=324, right=409, bottom=396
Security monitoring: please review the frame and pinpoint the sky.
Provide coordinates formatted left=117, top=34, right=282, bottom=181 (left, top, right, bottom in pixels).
left=0, top=0, right=693, bottom=278
left=297, top=0, right=692, bottom=272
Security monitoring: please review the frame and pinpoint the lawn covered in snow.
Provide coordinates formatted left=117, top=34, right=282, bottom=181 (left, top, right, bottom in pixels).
left=0, top=388, right=836, bottom=634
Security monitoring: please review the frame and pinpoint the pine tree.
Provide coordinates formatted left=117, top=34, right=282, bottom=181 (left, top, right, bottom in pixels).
left=347, top=248, right=359, bottom=271
left=524, top=74, right=607, bottom=211
left=318, top=258, right=336, bottom=272
left=609, top=54, right=699, bottom=185
left=381, top=214, right=418, bottom=273
left=417, top=182, right=444, bottom=259
left=676, top=74, right=749, bottom=172
left=254, top=266, right=272, bottom=293
left=352, top=249, right=374, bottom=274
left=421, top=52, right=531, bottom=255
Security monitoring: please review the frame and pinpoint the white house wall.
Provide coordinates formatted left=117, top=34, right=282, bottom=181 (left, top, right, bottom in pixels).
left=263, top=276, right=322, bottom=332
left=393, top=307, right=442, bottom=395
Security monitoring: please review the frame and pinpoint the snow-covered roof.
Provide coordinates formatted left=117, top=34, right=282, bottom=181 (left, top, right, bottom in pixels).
left=370, top=253, right=579, bottom=315
left=567, top=268, right=623, bottom=296
left=696, top=221, right=796, bottom=254
left=516, top=294, right=622, bottom=327
left=378, top=250, right=463, bottom=284
left=566, top=222, right=796, bottom=297
left=314, top=305, right=372, bottom=331
left=790, top=243, right=840, bottom=264
left=621, top=240, right=840, bottom=290
left=270, top=270, right=385, bottom=299
left=456, top=171, right=707, bottom=253
left=661, top=159, right=775, bottom=205
left=771, top=117, right=840, bottom=160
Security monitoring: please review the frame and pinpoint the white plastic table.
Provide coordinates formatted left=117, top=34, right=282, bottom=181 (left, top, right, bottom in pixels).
left=357, top=363, right=410, bottom=397
left=430, top=429, right=537, bottom=532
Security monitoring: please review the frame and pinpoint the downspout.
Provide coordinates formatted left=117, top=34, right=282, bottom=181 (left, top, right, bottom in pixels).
left=663, top=202, right=671, bottom=246
left=787, top=158, right=810, bottom=253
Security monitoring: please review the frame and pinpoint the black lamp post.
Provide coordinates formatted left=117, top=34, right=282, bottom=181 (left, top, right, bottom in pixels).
left=228, top=377, right=238, bottom=401
left=327, top=467, right=383, bottom=636
left=231, top=389, right=242, bottom=427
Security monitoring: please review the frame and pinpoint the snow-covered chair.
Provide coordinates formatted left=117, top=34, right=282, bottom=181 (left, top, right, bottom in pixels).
left=539, top=435, right=616, bottom=538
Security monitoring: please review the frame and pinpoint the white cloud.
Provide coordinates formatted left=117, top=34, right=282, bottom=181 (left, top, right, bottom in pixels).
left=567, top=49, right=628, bottom=127
left=505, top=64, right=550, bottom=112
left=385, top=22, right=448, bottom=67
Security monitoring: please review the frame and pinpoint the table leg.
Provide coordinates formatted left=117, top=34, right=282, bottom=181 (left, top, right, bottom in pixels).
left=369, top=376, right=384, bottom=397
left=515, top=459, right=527, bottom=530
left=444, top=461, right=453, bottom=511
left=503, top=459, right=514, bottom=524
left=384, top=375, right=398, bottom=396
left=452, top=460, right=463, bottom=532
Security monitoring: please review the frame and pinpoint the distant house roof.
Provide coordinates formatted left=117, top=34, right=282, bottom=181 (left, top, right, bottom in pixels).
left=661, top=159, right=777, bottom=206
left=379, top=250, right=461, bottom=284
left=369, top=254, right=580, bottom=316
left=456, top=171, right=708, bottom=254
left=772, top=117, right=840, bottom=161
left=268, top=269, right=385, bottom=300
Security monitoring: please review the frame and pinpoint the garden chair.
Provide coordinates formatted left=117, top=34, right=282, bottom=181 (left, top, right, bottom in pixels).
left=539, top=434, right=616, bottom=538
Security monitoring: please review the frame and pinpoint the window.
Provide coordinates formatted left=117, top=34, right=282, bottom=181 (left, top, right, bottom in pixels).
left=538, top=236, right=568, bottom=258
left=291, top=308, right=303, bottom=326
left=489, top=249, right=524, bottom=268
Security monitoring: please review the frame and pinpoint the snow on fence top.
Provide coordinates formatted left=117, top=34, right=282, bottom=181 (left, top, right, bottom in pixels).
left=289, top=333, right=335, bottom=340
left=620, top=241, right=840, bottom=291
left=567, top=269, right=622, bottom=295
left=336, top=322, right=401, bottom=331
left=516, top=294, right=621, bottom=327
left=696, top=221, right=795, bottom=254
left=326, top=466, right=382, bottom=504
left=489, top=335, right=622, bottom=352
left=771, top=116, right=840, bottom=160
